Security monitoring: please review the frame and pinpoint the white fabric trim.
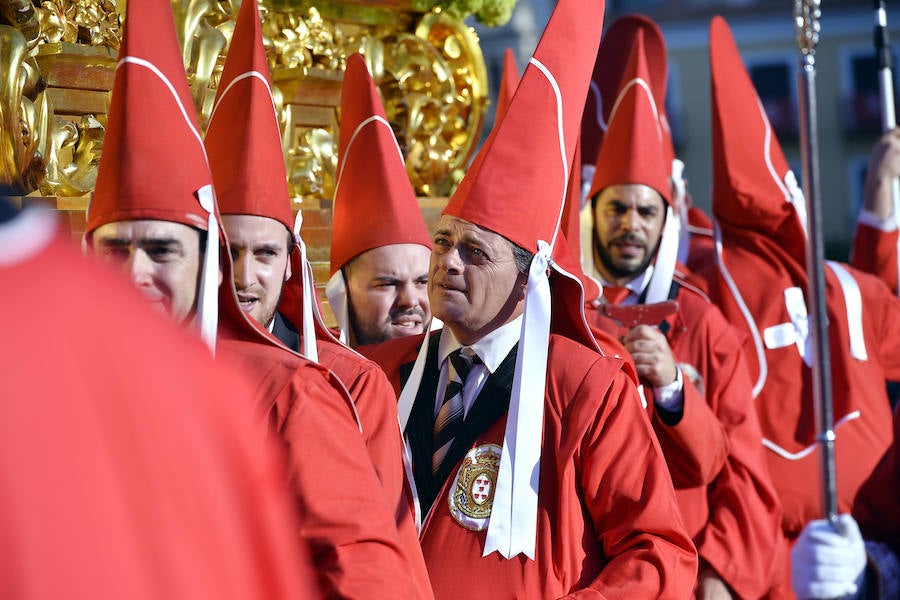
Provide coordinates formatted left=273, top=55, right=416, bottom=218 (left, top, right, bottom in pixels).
left=588, top=80, right=607, bottom=132
left=0, top=207, right=57, bottom=267
left=715, top=224, right=768, bottom=398
left=119, top=57, right=209, bottom=169
left=762, top=411, right=861, bottom=460
left=333, top=115, right=403, bottom=202
left=762, top=286, right=812, bottom=367
left=528, top=57, right=566, bottom=249
left=608, top=77, right=662, bottom=141
left=856, top=208, right=898, bottom=232
left=324, top=270, right=349, bottom=345
left=645, top=205, right=679, bottom=303
left=826, top=261, right=867, bottom=361
left=208, top=70, right=276, bottom=125
left=672, top=159, right=690, bottom=265
left=291, top=210, right=318, bottom=361
left=297, top=236, right=318, bottom=362
left=784, top=170, right=808, bottom=240
left=481, top=57, right=568, bottom=561
left=483, top=242, right=551, bottom=561
left=195, top=184, right=218, bottom=355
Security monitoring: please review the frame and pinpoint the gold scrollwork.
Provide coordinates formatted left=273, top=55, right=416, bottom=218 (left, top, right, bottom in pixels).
left=0, top=0, right=491, bottom=202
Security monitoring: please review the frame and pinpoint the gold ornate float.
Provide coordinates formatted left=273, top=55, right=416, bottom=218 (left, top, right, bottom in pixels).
left=0, top=0, right=505, bottom=205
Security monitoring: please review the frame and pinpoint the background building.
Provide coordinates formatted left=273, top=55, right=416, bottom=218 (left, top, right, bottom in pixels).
left=476, top=0, right=897, bottom=258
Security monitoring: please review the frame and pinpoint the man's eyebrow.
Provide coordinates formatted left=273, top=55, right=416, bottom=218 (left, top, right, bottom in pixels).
left=96, top=237, right=130, bottom=247
left=140, top=238, right=183, bottom=248
left=143, top=237, right=180, bottom=244
left=372, top=276, right=401, bottom=284
left=434, top=228, right=452, bottom=238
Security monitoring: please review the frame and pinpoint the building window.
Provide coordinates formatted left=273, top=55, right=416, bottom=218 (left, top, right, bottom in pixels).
left=841, top=47, right=898, bottom=134
left=748, top=59, right=797, bottom=139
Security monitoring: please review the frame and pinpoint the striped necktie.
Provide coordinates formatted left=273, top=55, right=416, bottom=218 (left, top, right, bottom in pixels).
left=432, top=348, right=478, bottom=474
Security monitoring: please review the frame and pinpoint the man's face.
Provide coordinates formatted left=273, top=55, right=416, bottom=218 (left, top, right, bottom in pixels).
left=92, top=220, right=202, bottom=324
left=221, top=214, right=292, bottom=328
left=344, top=243, right=431, bottom=346
left=428, top=215, right=526, bottom=345
left=592, top=183, right=666, bottom=284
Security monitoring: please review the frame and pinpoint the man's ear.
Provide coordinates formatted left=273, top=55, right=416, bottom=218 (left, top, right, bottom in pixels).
left=284, top=256, right=292, bottom=283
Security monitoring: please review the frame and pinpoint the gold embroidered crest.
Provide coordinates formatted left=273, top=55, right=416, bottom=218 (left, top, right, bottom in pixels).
left=447, top=443, right=502, bottom=531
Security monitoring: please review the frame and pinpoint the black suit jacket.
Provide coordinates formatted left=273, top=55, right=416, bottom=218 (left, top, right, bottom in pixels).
left=271, top=311, right=300, bottom=353
left=400, top=333, right=518, bottom=516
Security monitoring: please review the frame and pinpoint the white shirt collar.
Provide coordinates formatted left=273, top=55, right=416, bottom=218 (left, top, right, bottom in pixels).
left=437, top=315, right=523, bottom=374
left=599, top=264, right=655, bottom=298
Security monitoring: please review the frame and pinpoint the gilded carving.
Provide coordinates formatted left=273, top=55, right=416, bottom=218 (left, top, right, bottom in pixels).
left=0, top=0, right=499, bottom=201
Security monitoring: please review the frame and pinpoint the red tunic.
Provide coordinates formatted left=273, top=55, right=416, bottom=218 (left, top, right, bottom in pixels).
left=850, top=221, right=899, bottom=294
left=219, top=251, right=414, bottom=599
left=587, top=274, right=784, bottom=598
left=279, top=253, right=434, bottom=599
left=0, top=219, right=320, bottom=599
left=364, top=333, right=698, bottom=599
left=709, top=235, right=899, bottom=597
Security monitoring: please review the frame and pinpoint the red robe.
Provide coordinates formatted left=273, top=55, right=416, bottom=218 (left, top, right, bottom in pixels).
left=363, top=332, right=698, bottom=599
left=709, top=239, right=898, bottom=598
left=0, top=219, right=320, bottom=599
left=685, top=204, right=717, bottom=276
left=850, top=221, right=899, bottom=294
left=586, top=278, right=730, bottom=491
left=219, top=253, right=414, bottom=599
left=586, top=273, right=784, bottom=598
left=279, top=253, right=434, bottom=599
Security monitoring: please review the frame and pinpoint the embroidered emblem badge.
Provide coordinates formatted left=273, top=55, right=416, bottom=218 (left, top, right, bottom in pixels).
left=448, top=443, right=502, bottom=531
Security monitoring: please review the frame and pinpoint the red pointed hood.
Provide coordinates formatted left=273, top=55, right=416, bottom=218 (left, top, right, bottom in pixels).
left=329, top=53, right=431, bottom=276
left=708, top=17, right=864, bottom=455
left=589, top=30, right=671, bottom=204
left=558, top=142, right=601, bottom=303
left=205, top=0, right=292, bottom=234
left=443, top=0, right=604, bottom=257
left=88, top=0, right=213, bottom=235
left=495, top=48, right=519, bottom=126
left=581, top=14, right=669, bottom=172
left=710, top=15, right=807, bottom=261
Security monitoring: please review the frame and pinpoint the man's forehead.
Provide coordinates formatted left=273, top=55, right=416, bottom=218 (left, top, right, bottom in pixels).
left=436, top=215, right=510, bottom=247
left=94, top=219, right=200, bottom=242
left=596, top=183, right=664, bottom=208
left=353, top=243, right=430, bottom=277
left=221, top=214, right=291, bottom=245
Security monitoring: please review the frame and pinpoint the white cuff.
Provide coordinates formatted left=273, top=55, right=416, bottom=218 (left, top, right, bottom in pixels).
left=857, top=208, right=898, bottom=232
left=654, top=367, right=684, bottom=412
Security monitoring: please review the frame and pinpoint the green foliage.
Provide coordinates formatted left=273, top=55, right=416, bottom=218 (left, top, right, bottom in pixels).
left=414, top=0, right=516, bottom=27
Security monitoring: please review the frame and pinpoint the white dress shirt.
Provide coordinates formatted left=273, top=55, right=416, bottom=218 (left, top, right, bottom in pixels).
left=434, top=316, right=523, bottom=420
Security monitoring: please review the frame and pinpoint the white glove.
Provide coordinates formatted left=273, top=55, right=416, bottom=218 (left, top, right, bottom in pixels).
left=791, top=514, right=867, bottom=599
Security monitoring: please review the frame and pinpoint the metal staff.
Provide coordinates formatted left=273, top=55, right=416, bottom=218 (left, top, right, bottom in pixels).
left=873, top=0, right=900, bottom=298
left=793, top=0, right=838, bottom=523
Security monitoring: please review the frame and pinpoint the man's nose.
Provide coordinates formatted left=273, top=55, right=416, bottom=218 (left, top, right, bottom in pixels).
left=435, top=247, right=462, bottom=274
left=232, top=251, right=252, bottom=288
left=127, top=250, right=153, bottom=286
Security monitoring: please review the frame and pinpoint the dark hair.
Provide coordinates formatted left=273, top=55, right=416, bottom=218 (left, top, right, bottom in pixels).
left=511, top=241, right=534, bottom=275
